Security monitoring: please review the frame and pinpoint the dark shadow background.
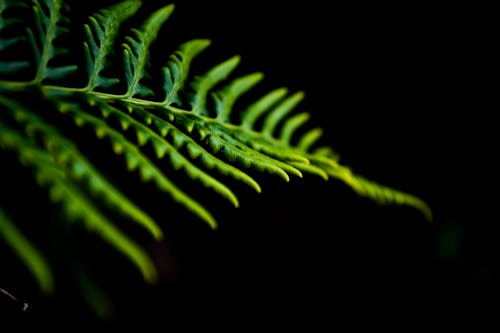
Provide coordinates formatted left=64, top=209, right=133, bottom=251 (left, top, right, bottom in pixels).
left=1, top=0, right=496, bottom=328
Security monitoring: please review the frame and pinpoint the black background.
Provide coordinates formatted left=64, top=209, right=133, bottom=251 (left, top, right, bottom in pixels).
left=1, top=0, right=496, bottom=328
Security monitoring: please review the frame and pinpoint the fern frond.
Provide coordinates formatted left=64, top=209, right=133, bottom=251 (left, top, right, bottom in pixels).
left=354, top=175, right=432, bottom=222
left=84, top=0, right=141, bottom=90
left=126, top=104, right=262, bottom=192
left=162, top=39, right=211, bottom=106
left=1, top=95, right=162, bottom=239
left=261, top=91, right=305, bottom=137
left=0, top=0, right=432, bottom=311
left=204, top=129, right=299, bottom=182
left=214, top=72, right=264, bottom=122
left=0, top=207, right=53, bottom=293
left=290, top=161, right=329, bottom=180
left=56, top=99, right=218, bottom=229
left=240, top=88, right=289, bottom=130
left=296, top=127, right=324, bottom=152
left=0, top=95, right=160, bottom=282
left=123, top=4, right=174, bottom=98
left=310, top=153, right=432, bottom=221
left=96, top=101, right=241, bottom=208
left=0, top=118, right=158, bottom=283
left=190, top=56, right=241, bottom=115
left=339, top=171, right=433, bottom=222
left=279, top=112, right=310, bottom=145
left=29, top=0, right=77, bottom=82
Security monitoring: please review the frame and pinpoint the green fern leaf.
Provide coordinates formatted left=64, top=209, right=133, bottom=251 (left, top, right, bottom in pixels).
left=130, top=105, right=262, bottom=192
left=162, top=39, right=211, bottom=106
left=214, top=72, right=264, bottom=122
left=123, top=4, right=174, bottom=98
left=279, top=112, right=310, bottom=145
left=0, top=96, right=159, bottom=281
left=0, top=60, right=28, bottom=74
left=1, top=95, right=163, bottom=239
left=29, top=0, right=77, bottom=83
left=240, top=88, right=289, bottom=130
left=84, top=0, right=141, bottom=90
left=56, top=99, right=218, bottom=229
left=262, top=91, right=305, bottom=137
left=296, top=127, right=324, bottom=152
left=0, top=0, right=432, bottom=315
left=0, top=122, right=157, bottom=283
left=96, top=101, right=241, bottom=208
left=190, top=56, right=241, bottom=115
left=0, top=207, right=53, bottom=294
